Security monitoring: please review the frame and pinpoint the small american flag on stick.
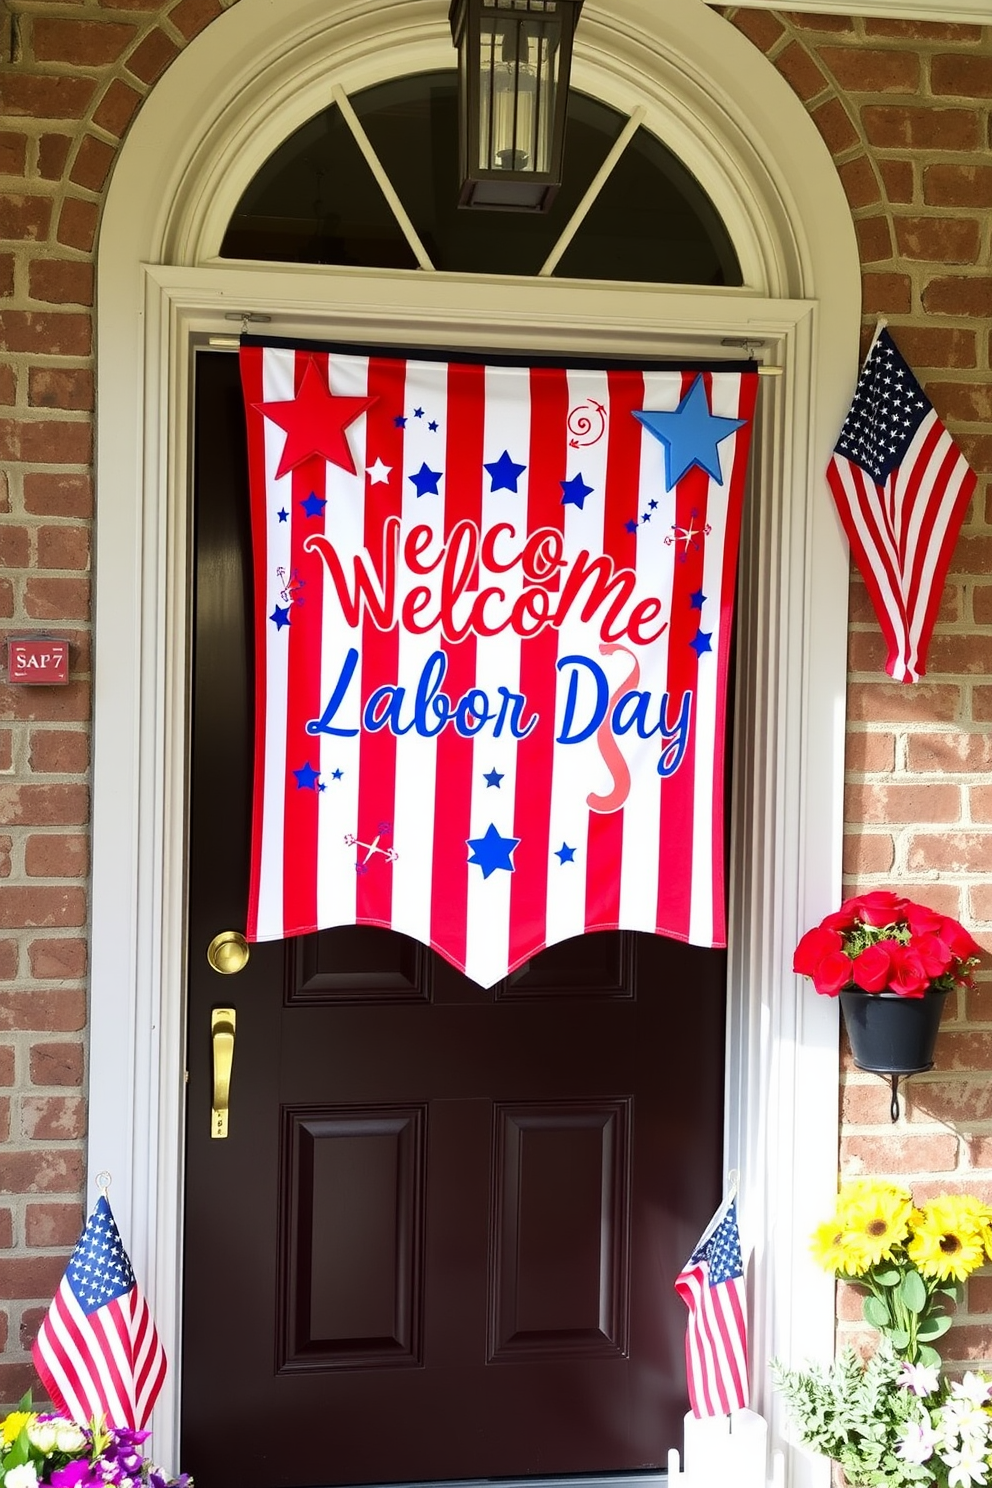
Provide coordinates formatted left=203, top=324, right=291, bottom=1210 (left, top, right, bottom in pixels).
left=32, top=1193, right=167, bottom=1429
left=827, top=324, right=976, bottom=684
left=675, top=1193, right=749, bottom=1418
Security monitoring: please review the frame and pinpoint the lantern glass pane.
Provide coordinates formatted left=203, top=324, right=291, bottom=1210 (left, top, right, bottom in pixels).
left=220, top=73, right=742, bottom=287
left=478, top=13, right=562, bottom=175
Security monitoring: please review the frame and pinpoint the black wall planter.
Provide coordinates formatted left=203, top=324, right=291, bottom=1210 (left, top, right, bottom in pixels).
left=839, top=988, right=948, bottom=1122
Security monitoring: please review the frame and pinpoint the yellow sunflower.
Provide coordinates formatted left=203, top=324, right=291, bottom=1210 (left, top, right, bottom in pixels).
left=1, top=1410, right=36, bottom=1445
left=834, top=1180, right=914, bottom=1272
left=907, top=1195, right=991, bottom=1282
left=810, top=1216, right=860, bottom=1273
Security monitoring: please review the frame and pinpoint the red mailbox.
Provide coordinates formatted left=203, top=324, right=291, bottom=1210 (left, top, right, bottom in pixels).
left=7, top=636, right=70, bottom=685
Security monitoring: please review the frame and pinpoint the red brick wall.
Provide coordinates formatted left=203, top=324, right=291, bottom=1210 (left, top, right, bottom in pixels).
left=722, top=6, right=992, bottom=1369
left=0, top=0, right=989, bottom=1403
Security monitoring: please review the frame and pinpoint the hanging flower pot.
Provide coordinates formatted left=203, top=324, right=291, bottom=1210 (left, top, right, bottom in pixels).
left=793, top=891, right=981, bottom=1121
left=838, top=987, right=948, bottom=1077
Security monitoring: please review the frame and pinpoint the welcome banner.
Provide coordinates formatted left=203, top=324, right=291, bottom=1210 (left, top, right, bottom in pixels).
left=239, top=341, right=757, bottom=988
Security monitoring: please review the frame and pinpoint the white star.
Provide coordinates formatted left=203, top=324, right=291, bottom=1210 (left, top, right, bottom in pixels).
left=366, top=457, right=392, bottom=486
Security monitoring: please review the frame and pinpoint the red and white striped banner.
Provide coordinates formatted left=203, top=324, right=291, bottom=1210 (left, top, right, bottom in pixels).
left=240, top=342, right=757, bottom=987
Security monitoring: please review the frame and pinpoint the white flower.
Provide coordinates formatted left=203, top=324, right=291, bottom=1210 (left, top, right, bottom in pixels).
left=897, top=1420, right=940, bottom=1464
left=954, top=1374, right=992, bottom=1407
left=900, top=1361, right=942, bottom=1398
left=942, top=1442, right=990, bottom=1488
left=54, top=1423, right=86, bottom=1453
left=26, top=1422, right=58, bottom=1453
left=5, top=1464, right=40, bottom=1488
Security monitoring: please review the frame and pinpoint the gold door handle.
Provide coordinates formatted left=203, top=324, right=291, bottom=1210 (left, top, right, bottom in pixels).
left=211, top=1007, right=236, bottom=1139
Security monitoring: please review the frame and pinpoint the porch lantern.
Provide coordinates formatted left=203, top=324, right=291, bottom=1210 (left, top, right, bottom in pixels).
left=449, top=0, right=584, bottom=211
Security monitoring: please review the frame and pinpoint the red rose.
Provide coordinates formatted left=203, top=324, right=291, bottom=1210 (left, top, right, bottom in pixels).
left=855, top=890, right=909, bottom=928
left=793, top=925, right=844, bottom=976
left=812, top=949, right=854, bottom=997
left=886, top=944, right=929, bottom=997
left=821, top=901, right=861, bottom=932
left=939, top=916, right=982, bottom=963
left=905, top=901, right=946, bottom=937
left=851, top=942, right=893, bottom=992
left=915, top=933, right=954, bottom=980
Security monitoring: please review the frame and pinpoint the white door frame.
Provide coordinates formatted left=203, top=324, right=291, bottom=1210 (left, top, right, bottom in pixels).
left=90, top=1, right=861, bottom=1480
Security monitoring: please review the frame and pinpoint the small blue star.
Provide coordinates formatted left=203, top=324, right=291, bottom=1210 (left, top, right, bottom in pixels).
left=331, top=768, right=343, bottom=780
left=641, top=512, right=652, bottom=523
left=467, top=823, right=520, bottom=879
left=269, top=605, right=291, bottom=630
left=414, top=407, right=425, bottom=419
left=690, top=589, right=707, bottom=610
left=634, top=376, right=747, bottom=489
left=277, top=508, right=289, bottom=523
left=318, top=782, right=327, bottom=792
left=428, top=420, right=439, bottom=432
left=560, top=473, right=594, bottom=510
left=293, top=762, right=320, bottom=790
left=690, top=629, right=713, bottom=657
left=301, top=492, right=326, bottom=518
left=484, top=450, right=527, bottom=493
left=624, top=519, right=639, bottom=535
left=649, top=499, right=659, bottom=510
left=409, top=462, right=443, bottom=497
left=483, top=768, right=504, bottom=789
left=555, top=842, right=576, bottom=865
left=394, top=414, right=407, bottom=428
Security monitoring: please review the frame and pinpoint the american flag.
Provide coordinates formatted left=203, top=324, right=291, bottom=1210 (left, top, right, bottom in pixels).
left=32, top=1195, right=167, bottom=1429
left=240, top=343, right=757, bottom=987
left=827, top=325, right=976, bottom=684
left=674, top=1195, right=749, bottom=1417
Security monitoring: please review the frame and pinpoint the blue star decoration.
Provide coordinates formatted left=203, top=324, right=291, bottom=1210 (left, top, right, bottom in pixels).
left=467, top=823, right=520, bottom=879
left=414, top=407, right=425, bottom=419
left=555, top=842, right=576, bottom=865
left=624, top=519, right=639, bottom=535
left=409, top=462, right=443, bottom=497
left=269, top=604, right=291, bottom=630
left=428, top=420, right=439, bottom=432
left=484, top=450, right=527, bottom=493
left=277, top=508, right=289, bottom=523
left=633, top=375, right=747, bottom=490
left=690, top=589, right=707, bottom=610
left=560, top=473, right=594, bottom=510
left=483, top=768, right=504, bottom=788
left=331, top=768, right=343, bottom=780
left=300, top=492, right=326, bottom=518
left=690, top=629, right=713, bottom=657
left=293, top=762, right=321, bottom=790
left=394, top=414, right=407, bottom=428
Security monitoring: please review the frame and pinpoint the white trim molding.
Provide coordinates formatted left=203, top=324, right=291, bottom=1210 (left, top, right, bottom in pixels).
left=91, top=0, right=861, bottom=1481
left=711, top=1, right=992, bottom=22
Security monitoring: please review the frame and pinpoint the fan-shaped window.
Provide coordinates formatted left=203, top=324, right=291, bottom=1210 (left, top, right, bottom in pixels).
left=220, top=72, right=741, bottom=286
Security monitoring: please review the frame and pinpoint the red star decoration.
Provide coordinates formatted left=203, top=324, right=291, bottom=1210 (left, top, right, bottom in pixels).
left=254, top=359, right=377, bottom=479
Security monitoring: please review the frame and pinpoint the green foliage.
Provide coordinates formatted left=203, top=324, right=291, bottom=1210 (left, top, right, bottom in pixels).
left=772, top=1342, right=933, bottom=1488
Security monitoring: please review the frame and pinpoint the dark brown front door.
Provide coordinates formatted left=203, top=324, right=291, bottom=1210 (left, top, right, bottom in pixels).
left=181, top=349, right=726, bottom=1488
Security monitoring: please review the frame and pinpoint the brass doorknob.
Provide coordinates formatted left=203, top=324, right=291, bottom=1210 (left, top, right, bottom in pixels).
left=206, top=930, right=250, bottom=975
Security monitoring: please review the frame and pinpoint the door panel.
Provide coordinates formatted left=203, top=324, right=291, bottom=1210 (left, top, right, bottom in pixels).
left=182, top=350, right=727, bottom=1488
